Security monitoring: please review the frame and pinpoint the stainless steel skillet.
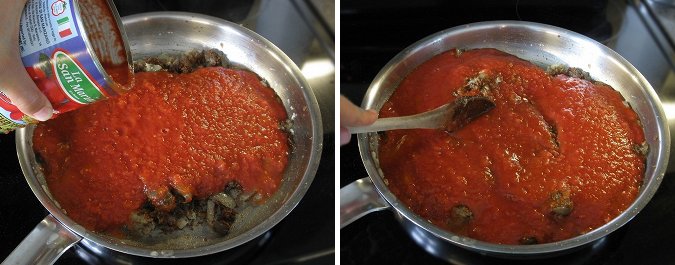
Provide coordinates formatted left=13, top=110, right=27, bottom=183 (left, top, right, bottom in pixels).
left=5, top=12, right=322, bottom=264
left=341, top=20, right=669, bottom=259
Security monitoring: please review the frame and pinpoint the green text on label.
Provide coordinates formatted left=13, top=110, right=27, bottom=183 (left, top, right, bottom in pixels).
left=53, top=51, right=103, bottom=104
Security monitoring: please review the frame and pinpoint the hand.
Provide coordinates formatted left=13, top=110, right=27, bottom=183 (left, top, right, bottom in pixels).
left=0, top=0, right=53, bottom=121
left=340, top=95, right=377, bottom=145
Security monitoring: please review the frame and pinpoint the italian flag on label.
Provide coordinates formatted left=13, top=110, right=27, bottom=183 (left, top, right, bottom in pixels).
left=57, top=16, right=72, bottom=38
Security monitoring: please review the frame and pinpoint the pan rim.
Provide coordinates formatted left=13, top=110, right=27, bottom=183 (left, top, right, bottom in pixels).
left=357, top=20, right=669, bottom=256
left=16, top=11, right=323, bottom=258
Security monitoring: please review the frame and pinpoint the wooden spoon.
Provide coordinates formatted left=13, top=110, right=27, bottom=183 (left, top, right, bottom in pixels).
left=348, top=96, right=495, bottom=134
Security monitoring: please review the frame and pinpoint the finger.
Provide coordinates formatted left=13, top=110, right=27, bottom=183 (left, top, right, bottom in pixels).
left=0, top=0, right=53, bottom=121
left=340, top=95, right=378, bottom=127
left=1, top=64, right=53, bottom=121
left=340, top=127, right=351, bottom=145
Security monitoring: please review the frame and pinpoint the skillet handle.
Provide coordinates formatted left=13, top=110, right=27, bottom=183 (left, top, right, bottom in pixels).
left=2, top=215, right=81, bottom=265
left=340, top=177, right=390, bottom=228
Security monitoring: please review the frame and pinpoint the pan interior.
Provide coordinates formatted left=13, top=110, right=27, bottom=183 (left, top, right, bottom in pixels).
left=16, top=12, right=321, bottom=258
left=358, top=21, right=668, bottom=255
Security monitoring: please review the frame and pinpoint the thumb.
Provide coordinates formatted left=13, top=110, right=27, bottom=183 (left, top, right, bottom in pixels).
left=0, top=0, right=53, bottom=122
left=340, top=95, right=378, bottom=127
left=1, top=64, right=53, bottom=121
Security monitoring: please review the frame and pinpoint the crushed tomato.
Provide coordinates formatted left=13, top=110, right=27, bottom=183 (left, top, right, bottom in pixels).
left=379, top=48, right=646, bottom=244
left=33, top=67, right=289, bottom=233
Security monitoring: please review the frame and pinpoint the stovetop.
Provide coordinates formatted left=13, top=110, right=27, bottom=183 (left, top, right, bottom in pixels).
left=1, top=0, right=335, bottom=264
left=340, top=0, right=675, bottom=264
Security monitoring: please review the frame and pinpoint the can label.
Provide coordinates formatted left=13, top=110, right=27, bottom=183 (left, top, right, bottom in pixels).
left=0, top=92, right=31, bottom=131
left=20, top=0, right=80, bottom=56
left=53, top=50, right=105, bottom=104
left=0, top=0, right=131, bottom=133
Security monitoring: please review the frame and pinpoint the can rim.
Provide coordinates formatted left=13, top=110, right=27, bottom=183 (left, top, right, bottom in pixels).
left=71, top=0, right=133, bottom=97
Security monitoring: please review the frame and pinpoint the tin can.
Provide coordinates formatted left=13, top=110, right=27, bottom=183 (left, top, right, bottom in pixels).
left=0, top=0, right=133, bottom=133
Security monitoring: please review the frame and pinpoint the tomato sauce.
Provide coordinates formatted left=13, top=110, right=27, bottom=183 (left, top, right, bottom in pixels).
left=379, top=48, right=646, bottom=244
left=33, top=67, right=289, bottom=233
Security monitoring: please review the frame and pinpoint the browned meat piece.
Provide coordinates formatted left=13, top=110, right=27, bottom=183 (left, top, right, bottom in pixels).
left=459, top=70, right=503, bottom=97
left=202, top=49, right=227, bottom=67
left=128, top=180, right=244, bottom=236
left=212, top=205, right=237, bottom=235
left=546, top=65, right=591, bottom=80
left=132, top=49, right=228, bottom=73
left=546, top=122, right=560, bottom=148
left=170, top=179, right=195, bottom=203
left=225, top=181, right=243, bottom=199
left=519, top=236, right=538, bottom=245
left=126, top=200, right=201, bottom=236
left=128, top=210, right=155, bottom=237
left=549, top=190, right=574, bottom=218
left=207, top=192, right=238, bottom=235
left=144, top=186, right=177, bottom=212
left=634, top=142, right=649, bottom=156
left=447, top=204, right=474, bottom=228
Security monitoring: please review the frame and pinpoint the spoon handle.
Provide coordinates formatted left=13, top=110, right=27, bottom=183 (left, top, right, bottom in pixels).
left=347, top=96, right=495, bottom=134
left=347, top=111, right=440, bottom=134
